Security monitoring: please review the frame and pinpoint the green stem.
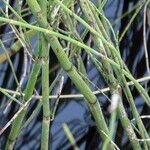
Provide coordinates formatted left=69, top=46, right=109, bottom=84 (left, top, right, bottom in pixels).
left=5, top=60, right=41, bottom=150
left=63, top=123, right=79, bottom=150
left=26, top=0, right=51, bottom=149
left=40, top=35, right=50, bottom=150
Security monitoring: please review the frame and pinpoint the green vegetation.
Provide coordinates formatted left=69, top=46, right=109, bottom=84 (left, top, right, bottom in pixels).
left=0, top=0, right=150, bottom=149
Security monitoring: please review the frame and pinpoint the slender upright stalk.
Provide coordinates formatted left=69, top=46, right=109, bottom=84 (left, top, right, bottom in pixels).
left=5, top=60, right=41, bottom=150
left=40, top=35, right=50, bottom=150
left=27, top=0, right=51, bottom=149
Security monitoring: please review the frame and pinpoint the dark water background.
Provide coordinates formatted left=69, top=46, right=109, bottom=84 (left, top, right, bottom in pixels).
left=0, top=0, right=150, bottom=149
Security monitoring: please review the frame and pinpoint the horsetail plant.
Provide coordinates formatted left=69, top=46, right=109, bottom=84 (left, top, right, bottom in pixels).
left=0, top=0, right=150, bottom=149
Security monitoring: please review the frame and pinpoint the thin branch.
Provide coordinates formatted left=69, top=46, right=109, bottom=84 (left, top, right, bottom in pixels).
left=143, top=0, right=150, bottom=74
left=1, top=75, right=150, bottom=100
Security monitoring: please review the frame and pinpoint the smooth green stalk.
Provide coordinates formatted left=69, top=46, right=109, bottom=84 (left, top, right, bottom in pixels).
left=27, top=0, right=51, bottom=149
left=40, top=35, right=50, bottom=150
left=42, top=49, right=50, bottom=149
left=39, top=1, right=50, bottom=149
left=63, top=123, right=79, bottom=150
left=5, top=60, right=41, bottom=150
left=26, top=0, right=48, bottom=28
